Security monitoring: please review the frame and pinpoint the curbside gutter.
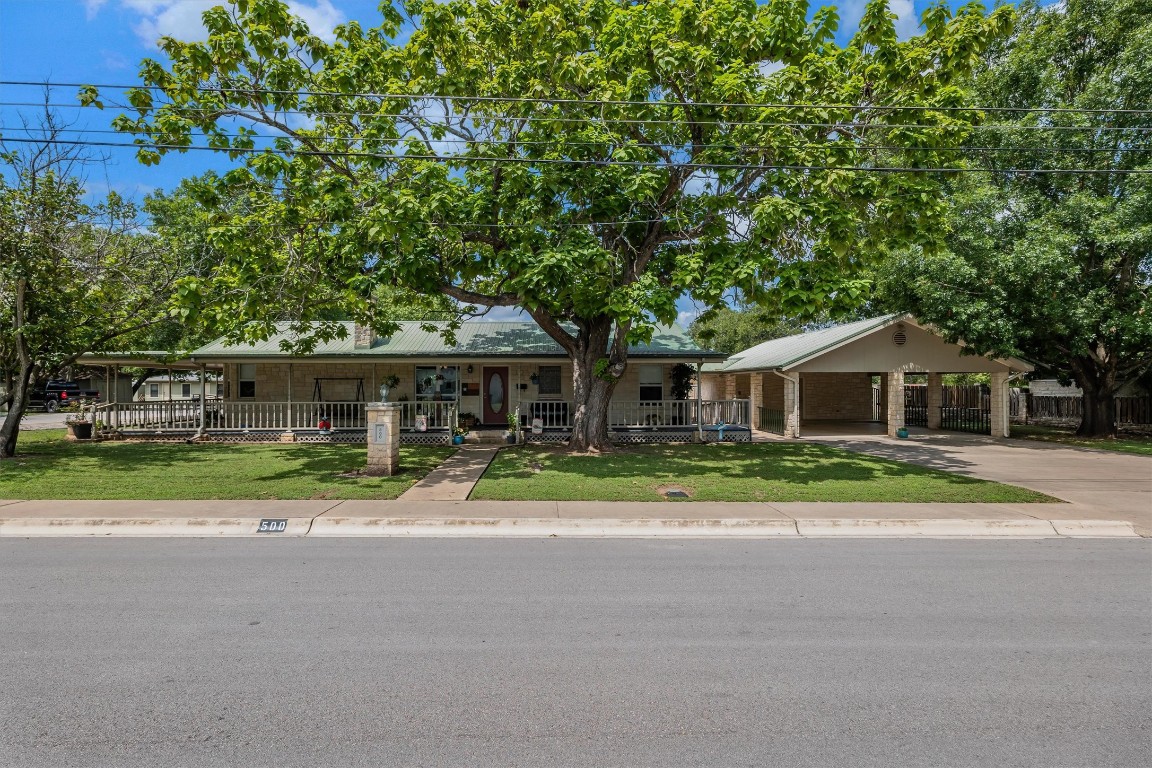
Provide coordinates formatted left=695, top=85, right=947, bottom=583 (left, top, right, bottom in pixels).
left=0, top=516, right=1139, bottom=538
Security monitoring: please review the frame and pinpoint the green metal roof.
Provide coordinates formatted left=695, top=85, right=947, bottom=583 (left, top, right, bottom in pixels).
left=716, top=314, right=905, bottom=372
left=191, top=321, right=723, bottom=360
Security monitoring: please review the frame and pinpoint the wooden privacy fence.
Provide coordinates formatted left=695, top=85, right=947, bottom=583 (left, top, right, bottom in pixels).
left=1027, top=394, right=1151, bottom=425
left=905, top=386, right=1151, bottom=427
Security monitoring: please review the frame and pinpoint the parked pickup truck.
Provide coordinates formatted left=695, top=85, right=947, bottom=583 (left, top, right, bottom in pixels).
left=28, top=381, right=101, bottom=413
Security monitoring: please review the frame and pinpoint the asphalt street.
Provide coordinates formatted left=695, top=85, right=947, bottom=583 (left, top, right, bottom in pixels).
left=1, top=539, right=1149, bottom=767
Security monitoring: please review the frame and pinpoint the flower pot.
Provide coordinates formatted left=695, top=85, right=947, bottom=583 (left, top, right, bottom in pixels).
left=67, top=422, right=93, bottom=440
left=505, top=433, right=517, bottom=444
left=452, top=434, right=464, bottom=445
left=896, top=427, right=909, bottom=439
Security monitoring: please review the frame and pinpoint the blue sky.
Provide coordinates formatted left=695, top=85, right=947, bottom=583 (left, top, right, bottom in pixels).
left=0, top=0, right=1023, bottom=323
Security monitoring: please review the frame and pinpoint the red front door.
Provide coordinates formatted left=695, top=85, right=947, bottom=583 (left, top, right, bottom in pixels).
left=482, top=366, right=509, bottom=425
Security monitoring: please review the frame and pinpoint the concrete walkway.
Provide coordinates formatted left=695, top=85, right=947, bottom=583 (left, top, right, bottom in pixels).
left=398, top=445, right=499, bottom=501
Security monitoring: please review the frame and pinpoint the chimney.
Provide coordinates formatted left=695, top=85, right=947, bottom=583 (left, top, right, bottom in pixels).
left=353, top=323, right=374, bottom=350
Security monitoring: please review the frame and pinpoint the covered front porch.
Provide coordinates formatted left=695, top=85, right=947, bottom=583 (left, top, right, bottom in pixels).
left=87, top=397, right=753, bottom=444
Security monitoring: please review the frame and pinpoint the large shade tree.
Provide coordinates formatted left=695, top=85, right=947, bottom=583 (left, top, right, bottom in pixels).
left=89, top=0, right=1010, bottom=450
left=0, top=112, right=199, bottom=458
left=877, top=0, right=1152, bottom=437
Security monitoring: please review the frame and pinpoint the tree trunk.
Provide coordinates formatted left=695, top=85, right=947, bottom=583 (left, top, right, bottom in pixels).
left=1070, top=354, right=1118, bottom=438
left=0, top=362, right=33, bottom=459
left=568, top=345, right=619, bottom=452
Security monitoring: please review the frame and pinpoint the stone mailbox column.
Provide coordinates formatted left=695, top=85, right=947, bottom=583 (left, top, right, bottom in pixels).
left=366, top=402, right=400, bottom=476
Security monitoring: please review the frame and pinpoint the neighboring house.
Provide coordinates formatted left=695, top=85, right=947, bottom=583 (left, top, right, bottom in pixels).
left=136, top=375, right=222, bottom=402
left=702, top=314, right=1033, bottom=438
left=1028, top=379, right=1148, bottom=398
left=84, top=321, right=734, bottom=443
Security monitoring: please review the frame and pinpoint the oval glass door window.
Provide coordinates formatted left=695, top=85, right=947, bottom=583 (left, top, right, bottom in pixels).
left=488, top=372, right=504, bottom=412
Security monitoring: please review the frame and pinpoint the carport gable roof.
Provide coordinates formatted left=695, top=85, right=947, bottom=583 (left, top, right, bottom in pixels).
left=716, top=315, right=1032, bottom=373
left=189, top=321, right=725, bottom=361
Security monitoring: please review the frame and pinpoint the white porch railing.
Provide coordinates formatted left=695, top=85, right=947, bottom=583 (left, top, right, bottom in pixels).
left=395, top=401, right=458, bottom=432
left=98, top=400, right=458, bottom=433
left=519, top=399, right=751, bottom=429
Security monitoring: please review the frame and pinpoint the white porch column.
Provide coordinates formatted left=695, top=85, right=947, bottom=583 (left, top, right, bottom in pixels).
left=887, top=369, right=905, bottom=437
left=990, top=371, right=1010, bottom=438
left=926, top=372, right=942, bottom=429
left=197, top=364, right=206, bottom=437
left=695, top=361, right=704, bottom=442
left=287, top=363, right=294, bottom=432
left=783, top=373, right=801, bottom=438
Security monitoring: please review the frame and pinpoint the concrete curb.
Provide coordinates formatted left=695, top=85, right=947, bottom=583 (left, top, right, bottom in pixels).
left=0, top=517, right=1139, bottom=538
left=308, top=517, right=800, bottom=538
left=794, top=518, right=1061, bottom=538
left=0, top=517, right=314, bottom=537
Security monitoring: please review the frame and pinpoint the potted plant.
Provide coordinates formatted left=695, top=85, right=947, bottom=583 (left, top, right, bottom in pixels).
left=64, top=408, right=94, bottom=440
left=378, top=374, right=400, bottom=402
left=505, top=411, right=519, bottom=444
left=457, top=412, right=477, bottom=430
left=452, top=426, right=467, bottom=445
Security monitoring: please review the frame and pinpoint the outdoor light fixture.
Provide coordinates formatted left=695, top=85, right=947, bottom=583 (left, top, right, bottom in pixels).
left=466, top=364, right=473, bottom=374
left=530, top=372, right=539, bottom=385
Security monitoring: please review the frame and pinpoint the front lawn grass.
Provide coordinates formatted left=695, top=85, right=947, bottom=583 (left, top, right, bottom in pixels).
left=1011, top=425, right=1152, bottom=456
left=0, top=430, right=453, bottom=500
left=471, top=443, right=1056, bottom=503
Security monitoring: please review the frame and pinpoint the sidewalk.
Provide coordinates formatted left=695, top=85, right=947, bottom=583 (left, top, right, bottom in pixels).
left=0, top=498, right=1139, bottom=538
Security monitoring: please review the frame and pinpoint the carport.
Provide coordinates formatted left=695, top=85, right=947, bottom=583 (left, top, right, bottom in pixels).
left=705, top=315, right=1032, bottom=438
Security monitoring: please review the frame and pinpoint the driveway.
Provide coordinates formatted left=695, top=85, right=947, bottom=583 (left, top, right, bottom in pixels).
left=803, top=428, right=1152, bottom=536
left=6, top=412, right=67, bottom=430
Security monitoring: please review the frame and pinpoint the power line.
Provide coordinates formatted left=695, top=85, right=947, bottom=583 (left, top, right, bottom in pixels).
left=7, top=81, right=1152, bottom=117
left=22, top=126, right=1151, bottom=154
left=4, top=100, right=1152, bottom=132
left=2, top=136, right=1148, bottom=174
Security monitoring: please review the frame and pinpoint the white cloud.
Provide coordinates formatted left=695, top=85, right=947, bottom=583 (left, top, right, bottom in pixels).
left=890, top=0, right=920, bottom=40
left=83, top=0, right=110, bottom=19
left=758, top=60, right=786, bottom=77
left=677, top=307, right=703, bottom=328
left=88, top=1, right=345, bottom=47
left=840, top=0, right=921, bottom=42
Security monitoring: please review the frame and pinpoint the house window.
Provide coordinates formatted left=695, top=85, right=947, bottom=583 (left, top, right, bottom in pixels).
left=149, top=383, right=159, bottom=398
left=537, top=365, right=562, bottom=397
left=238, top=364, right=256, bottom=399
left=639, top=364, right=663, bottom=401
left=181, top=383, right=192, bottom=398
left=415, top=366, right=458, bottom=401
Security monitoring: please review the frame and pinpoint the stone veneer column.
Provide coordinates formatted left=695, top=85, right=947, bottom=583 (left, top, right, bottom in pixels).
left=366, top=402, right=401, bottom=476
left=749, top=373, right=764, bottom=429
left=886, top=369, right=905, bottom=437
left=926, top=372, right=942, bottom=430
left=783, top=374, right=800, bottom=438
left=722, top=374, right=737, bottom=401
left=990, top=371, right=1010, bottom=438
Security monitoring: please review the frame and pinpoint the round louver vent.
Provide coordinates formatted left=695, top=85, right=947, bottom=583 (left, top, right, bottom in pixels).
left=892, top=328, right=908, bottom=346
